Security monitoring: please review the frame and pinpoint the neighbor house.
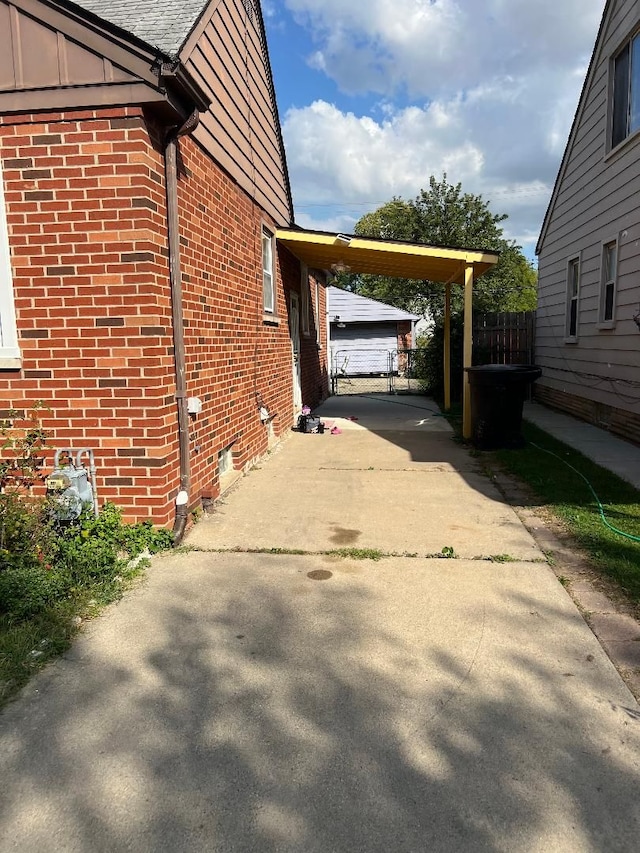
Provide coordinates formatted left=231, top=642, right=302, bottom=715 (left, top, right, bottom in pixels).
left=0, top=0, right=329, bottom=529
left=327, top=285, right=419, bottom=377
left=536, top=0, right=640, bottom=443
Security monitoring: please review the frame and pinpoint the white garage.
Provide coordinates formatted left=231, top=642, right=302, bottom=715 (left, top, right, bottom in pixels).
left=328, top=286, right=419, bottom=377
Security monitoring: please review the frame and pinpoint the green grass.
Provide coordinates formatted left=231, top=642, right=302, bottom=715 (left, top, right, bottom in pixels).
left=0, top=501, right=172, bottom=709
left=0, top=565, right=147, bottom=708
left=492, top=422, right=640, bottom=601
left=327, top=547, right=384, bottom=561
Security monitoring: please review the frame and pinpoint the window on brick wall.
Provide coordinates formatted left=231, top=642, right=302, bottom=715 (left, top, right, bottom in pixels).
left=0, top=162, right=20, bottom=367
left=300, top=263, right=310, bottom=335
left=262, top=226, right=275, bottom=314
left=314, top=277, right=322, bottom=347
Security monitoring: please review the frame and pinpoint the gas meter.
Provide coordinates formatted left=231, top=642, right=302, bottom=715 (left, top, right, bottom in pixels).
left=46, top=449, right=98, bottom=520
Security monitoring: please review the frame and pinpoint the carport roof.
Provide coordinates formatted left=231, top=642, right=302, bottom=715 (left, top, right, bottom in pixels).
left=276, top=228, right=499, bottom=283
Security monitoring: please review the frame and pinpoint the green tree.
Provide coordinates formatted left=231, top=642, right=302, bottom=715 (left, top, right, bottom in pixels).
left=349, top=175, right=537, bottom=318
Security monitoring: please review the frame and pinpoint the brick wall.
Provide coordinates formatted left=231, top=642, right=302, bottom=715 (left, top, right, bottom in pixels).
left=175, top=135, right=328, bottom=503
left=0, top=107, right=178, bottom=525
left=0, top=108, right=328, bottom=523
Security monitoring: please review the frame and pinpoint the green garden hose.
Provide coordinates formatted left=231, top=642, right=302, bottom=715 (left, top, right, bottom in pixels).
left=531, top=442, right=640, bottom=543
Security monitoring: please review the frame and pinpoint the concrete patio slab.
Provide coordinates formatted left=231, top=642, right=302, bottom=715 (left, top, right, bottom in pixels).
left=315, top=392, right=452, bottom=432
left=269, top=429, right=481, bottom=473
left=188, top=396, right=543, bottom=561
left=1, top=551, right=638, bottom=853
left=187, top=459, right=542, bottom=559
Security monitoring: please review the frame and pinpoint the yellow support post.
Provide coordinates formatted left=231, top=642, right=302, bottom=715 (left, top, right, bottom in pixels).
left=462, top=265, right=474, bottom=440
left=444, top=283, right=451, bottom=411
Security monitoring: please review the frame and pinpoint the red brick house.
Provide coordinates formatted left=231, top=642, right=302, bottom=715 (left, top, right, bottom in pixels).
left=0, top=0, right=329, bottom=532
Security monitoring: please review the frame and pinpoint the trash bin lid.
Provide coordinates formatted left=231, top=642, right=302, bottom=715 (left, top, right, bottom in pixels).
left=465, top=364, right=542, bottom=384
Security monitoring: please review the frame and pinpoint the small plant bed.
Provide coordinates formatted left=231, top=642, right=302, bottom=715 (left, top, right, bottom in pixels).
left=0, top=500, right=173, bottom=708
left=0, top=405, right=174, bottom=707
left=487, top=422, right=640, bottom=604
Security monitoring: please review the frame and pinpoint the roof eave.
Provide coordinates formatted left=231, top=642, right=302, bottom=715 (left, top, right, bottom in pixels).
left=536, top=0, right=612, bottom=255
left=277, top=227, right=499, bottom=284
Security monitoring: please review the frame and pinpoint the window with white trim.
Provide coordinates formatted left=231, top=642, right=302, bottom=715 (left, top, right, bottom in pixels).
left=565, top=256, right=580, bottom=341
left=300, top=263, right=310, bottom=335
left=314, top=277, right=323, bottom=348
left=262, top=226, right=275, bottom=314
left=612, top=29, right=640, bottom=148
left=599, top=239, right=618, bottom=325
left=0, top=160, right=20, bottom=367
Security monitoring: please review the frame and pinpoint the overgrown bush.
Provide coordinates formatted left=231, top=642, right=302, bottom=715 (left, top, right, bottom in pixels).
left=0, top=501, right=173, bottom=621
left=0, top=406, right=175, bottom=705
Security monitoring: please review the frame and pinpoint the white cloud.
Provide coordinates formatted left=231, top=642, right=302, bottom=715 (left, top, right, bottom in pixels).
left=277, top=0, right=605, bottom=255
left=283, top=0, right=602, bottom=97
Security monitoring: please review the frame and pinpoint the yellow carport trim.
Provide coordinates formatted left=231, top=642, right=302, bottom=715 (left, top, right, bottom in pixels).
left=276, top=228, right=499, bottom=284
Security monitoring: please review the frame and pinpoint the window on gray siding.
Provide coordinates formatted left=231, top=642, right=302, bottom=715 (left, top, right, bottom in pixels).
left=565, top=257, right=580, bottom=340
left=599, top=240, right=618, bottom=324
left=612, top=31, right=640, bottom=147
left=262, top=226, right=275, bottom=314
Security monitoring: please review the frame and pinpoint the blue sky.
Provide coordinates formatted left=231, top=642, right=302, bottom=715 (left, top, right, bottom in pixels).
left=262, top=0, right=605, bottom=260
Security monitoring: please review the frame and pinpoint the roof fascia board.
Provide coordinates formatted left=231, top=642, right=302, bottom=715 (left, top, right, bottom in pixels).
left=536, top=0, right=613, bottom=254
left=276, top=228, right=499, bottom=265
left=159, top=62, right=211, bottom=113
left=0, top=83, right=167, bottom=114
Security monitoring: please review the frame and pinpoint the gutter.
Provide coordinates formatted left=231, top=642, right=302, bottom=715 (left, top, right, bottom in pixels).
left=164, top=108, right=200, bottom=545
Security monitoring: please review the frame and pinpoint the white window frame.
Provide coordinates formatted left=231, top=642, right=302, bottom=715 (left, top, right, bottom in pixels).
left=0, top=160, right=21, bottom=368
left=315, top=277, right=321, bottom=348
left=565, top=255, right=580, bottom=343
left=611, top=29, right=640, bottom=150
left=262, top=225, right=275, bottom=315
left=598, top=238, right=618, bottom=328
left=300, top=263, right=310, bottom=336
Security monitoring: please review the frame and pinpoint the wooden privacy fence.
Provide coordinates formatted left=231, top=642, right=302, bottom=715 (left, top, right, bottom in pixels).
left=473, top=311, right=536, bottom=365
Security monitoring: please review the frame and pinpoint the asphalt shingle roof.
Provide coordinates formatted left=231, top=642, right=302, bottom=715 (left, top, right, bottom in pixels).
left=76, top=0, right=209, bottom=56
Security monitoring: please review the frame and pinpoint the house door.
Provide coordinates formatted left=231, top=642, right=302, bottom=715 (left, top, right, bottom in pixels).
left=289, top=292, right=303, bottom=414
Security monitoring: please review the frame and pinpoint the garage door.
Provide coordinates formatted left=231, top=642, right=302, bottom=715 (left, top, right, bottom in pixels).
left=331, top=323, right=397, bottom=375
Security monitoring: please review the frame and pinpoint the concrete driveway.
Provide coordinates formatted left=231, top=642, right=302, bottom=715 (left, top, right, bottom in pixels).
left=1, top=394, right=639, bottom=852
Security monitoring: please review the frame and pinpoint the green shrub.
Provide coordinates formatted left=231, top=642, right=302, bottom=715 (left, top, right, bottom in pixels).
left=0, top=408, right=175, bottom=705
left=0, top=492, right=55, bottom=572
left=0, top=566, right=72, bottom=620
left=0, top=499, right=173, bottom=622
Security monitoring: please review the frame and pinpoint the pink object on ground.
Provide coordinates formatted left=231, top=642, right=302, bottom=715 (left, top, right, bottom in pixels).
left=330, top=427, right=341, bottom=435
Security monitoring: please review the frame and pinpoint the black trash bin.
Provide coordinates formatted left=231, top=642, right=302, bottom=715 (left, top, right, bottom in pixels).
left=465, top=364, right=542, bottom=450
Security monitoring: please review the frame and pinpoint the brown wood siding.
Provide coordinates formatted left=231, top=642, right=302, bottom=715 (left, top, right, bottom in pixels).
left=536, top=0, right=640, bottom=418
left=181, top=0, right=291, bottom=226
left=0, top=0, right=163, bottom=114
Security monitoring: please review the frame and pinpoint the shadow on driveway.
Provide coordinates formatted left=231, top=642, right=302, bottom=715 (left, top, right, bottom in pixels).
left=1, top=552, right=639, bottom=852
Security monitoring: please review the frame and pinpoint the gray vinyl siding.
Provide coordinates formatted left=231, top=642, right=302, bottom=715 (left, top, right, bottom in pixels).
left=180, top=0, right=291, bottom=226
left=537, top=0, right=640, bottom=417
